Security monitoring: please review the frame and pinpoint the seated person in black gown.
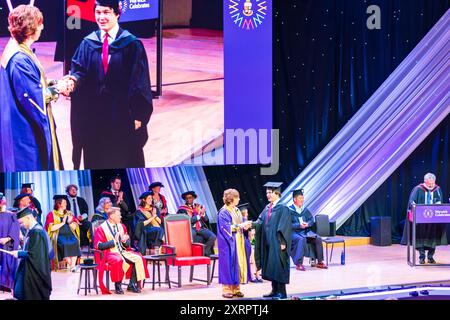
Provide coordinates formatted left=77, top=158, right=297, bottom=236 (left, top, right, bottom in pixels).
left=134, top=191, right=164, bottom=255
left=289, top=189, right=328, bottom=270
left=44, top=195, right=81, bottom=271
left=177, top=191, right=216, bottom=256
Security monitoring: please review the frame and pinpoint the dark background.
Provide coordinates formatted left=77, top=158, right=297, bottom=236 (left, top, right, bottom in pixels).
left=204, top=0, right=450, bottom=243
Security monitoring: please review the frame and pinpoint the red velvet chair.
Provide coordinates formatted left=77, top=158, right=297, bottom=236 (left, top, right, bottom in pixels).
left=163, top=214, right=211, bottom=287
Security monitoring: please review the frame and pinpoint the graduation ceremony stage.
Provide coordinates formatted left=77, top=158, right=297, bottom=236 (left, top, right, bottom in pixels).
left=3, top=239, right=450, bottom=300
left=0, top=27, right=224, bottom=169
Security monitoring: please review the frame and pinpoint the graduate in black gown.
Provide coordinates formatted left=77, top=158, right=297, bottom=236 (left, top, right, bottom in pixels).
left=134, top=191, right=164, bottom=255
left=252, top=182, right=292, bottom=300
left=11, top=207, right=52, bottom=300
left=401, top=173, right=447, bottom=264
left=69, top=0, right=153, bottom=170
left=0, top=193, right=20, bottom=291
left=289, top=189, right=328, bottom=270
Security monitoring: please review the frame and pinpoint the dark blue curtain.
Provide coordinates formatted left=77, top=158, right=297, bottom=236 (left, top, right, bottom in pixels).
left=204, top=0, right=450, bottom=242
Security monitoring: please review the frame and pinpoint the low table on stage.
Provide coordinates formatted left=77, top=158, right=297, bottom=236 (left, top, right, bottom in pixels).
left=143, top=253, right=176, bottom=290
left=407, top=204, right=450, bottom=267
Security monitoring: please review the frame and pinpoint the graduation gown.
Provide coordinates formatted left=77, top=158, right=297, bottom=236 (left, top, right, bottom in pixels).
left=45, top=211, right=81, bottom=270
left=0, top=211, right=20, bottom=289
left=217, top=206, right=251, bottom=286
left=0, top=38, right=63, bottom=172
left=133, top=208, right=164, bottom=255
left=13, top=223, right=52, bottom=300
left=94, top=221, right=149, bottom=294
left=70, top=28, right=153, bottom=170
left=401, top=184, right=447, bottom=248
left=253, top=202, right=292, bottom=284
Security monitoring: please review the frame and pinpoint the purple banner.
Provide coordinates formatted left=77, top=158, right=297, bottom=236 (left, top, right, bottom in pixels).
left=224, top=0, right=272, bottom=164
left=410, top=205, right=450, bottom=224
left=119, top=0, right=159, bottom=22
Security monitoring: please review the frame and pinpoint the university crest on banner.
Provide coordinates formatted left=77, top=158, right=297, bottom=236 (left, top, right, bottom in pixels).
left=228, top=0, right=268, bottom=30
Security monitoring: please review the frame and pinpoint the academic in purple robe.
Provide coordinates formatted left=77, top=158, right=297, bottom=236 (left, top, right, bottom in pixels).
left=217, top=207, right=251, bottom=285
left=0, top=211, right=20, bottom=290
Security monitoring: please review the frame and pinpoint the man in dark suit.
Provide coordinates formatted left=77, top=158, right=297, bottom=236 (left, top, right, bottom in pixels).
left=65, top=184, right=92, bottom=247
left=100, top=176, right=133, bottom=240
left=289, top=189, right=327, bottom=270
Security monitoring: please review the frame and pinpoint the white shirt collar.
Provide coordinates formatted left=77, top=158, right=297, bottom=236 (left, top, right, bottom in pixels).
left=271, top=198, right=281, bottom=207
left=29, top=220, right=38, bottom=231
left=293, top=204, right=303, bottom=213
left=100, top=23, right=120, bottom=42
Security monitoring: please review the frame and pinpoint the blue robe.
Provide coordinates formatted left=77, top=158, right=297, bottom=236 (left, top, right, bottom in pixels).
left=217, top=207, right=251, bottom=285
left=0, top=39, right=62, bottom=172
left=289, top=205, right=318, bottom=264
left=0, top=211, right=20, bottom=289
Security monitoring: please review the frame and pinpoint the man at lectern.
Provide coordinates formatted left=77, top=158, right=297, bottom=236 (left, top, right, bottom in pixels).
left=401, top=173, right=446, bottom=264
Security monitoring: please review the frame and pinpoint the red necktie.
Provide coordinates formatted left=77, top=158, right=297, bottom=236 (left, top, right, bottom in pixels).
left=195, top=207, right=201, bottom=231
left=102, top=33, right=109, bottom=73
left=267, top=203, right=273, bottom=221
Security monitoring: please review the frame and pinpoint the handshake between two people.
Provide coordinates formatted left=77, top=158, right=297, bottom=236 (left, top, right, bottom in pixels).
left=239, top=220, right=253, bottom=230
left=51, top=74, right=77, bottom=97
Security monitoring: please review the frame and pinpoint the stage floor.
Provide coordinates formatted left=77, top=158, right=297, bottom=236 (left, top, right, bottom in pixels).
left=0, top=28, right=224, bottom=169
left=2, top=243, right=450, bottom=300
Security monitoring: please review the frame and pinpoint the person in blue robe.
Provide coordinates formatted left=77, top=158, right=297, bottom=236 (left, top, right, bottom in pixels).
left=217, top=189, right=252, bottom=298
left=0, top=193, right=20, bottom=292
left=0, top=5, right=70, bottom=172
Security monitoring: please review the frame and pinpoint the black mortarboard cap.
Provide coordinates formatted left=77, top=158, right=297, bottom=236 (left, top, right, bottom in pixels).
left=182, top=191, right=197, bottom=200
left=17, top=207, right=34, bottom=219
left=14, top=193, right=31, bottom=201
left=139, top=191, right=154, bottom=200
left=237, top=203, right=250, bottom=211
left=21, top=183, right=34, bottom=189
left=263, top=182, right=283, bottom=191
left=148, top=182, right=164, bottom=190
left=292, top=189, right=304, bottom=197
left=53, top=195, right=68, bottom=201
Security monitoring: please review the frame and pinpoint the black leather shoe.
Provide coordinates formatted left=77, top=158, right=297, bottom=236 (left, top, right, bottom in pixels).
left=419, top=258, right=426, bottom=265
left=115, top=282, right=124, bottom=294
left=428, top=258, right=436, bottom=264
left=272, top=293, right=288, bottom=300
left=127, top=283, right=141, bottom=293
left=262, top=292, right=276, bottom=298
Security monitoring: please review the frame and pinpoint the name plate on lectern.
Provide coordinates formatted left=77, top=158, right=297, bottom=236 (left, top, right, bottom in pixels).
left=409, top=204, right=450, bottom=224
